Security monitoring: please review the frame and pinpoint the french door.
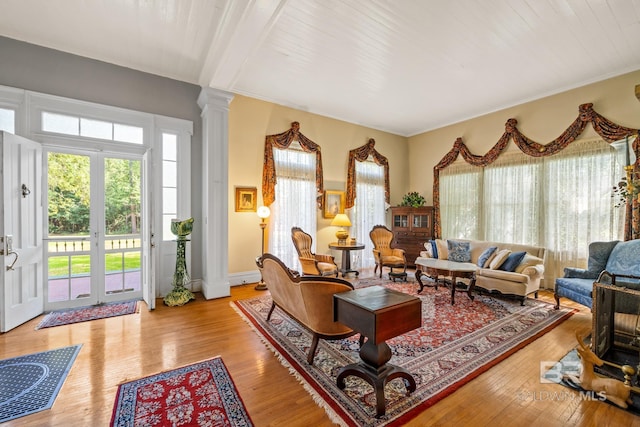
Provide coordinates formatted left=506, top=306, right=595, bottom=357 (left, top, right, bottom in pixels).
left=45, top=149, right=144, bottom=311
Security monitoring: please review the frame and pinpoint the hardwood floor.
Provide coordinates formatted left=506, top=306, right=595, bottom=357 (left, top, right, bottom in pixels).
left=1, top=271, right=639, bottom=426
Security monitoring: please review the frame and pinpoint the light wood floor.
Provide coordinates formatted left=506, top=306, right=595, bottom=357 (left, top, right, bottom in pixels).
left=1, top=270, right=639, bottom=427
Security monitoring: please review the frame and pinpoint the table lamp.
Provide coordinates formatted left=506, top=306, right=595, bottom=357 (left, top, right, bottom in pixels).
left=255, top=206, right=270, bottom=290
left=331, top=213, right=351, bottom=245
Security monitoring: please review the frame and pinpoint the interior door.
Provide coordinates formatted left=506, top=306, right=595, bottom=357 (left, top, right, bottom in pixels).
left=142, top=150, right=155, bottom=309
left=0, top=132, right=44, bottom=332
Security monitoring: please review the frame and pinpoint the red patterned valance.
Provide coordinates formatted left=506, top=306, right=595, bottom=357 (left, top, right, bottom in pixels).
left=345, top=138, right=390, bottom=209
left=261, top=122, right=324, bottom=208
left=433, top=103, right=640, bottom=239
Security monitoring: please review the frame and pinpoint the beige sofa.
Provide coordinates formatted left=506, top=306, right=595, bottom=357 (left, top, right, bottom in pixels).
left=416, top=239, right=546, bottom=305
left=256, top=253, right=360, bottom=365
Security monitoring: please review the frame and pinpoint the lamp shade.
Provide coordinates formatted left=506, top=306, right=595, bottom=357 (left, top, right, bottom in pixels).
left=257, top=206, right=271, bottom=219
left=331, top=213, right=351, bottom=227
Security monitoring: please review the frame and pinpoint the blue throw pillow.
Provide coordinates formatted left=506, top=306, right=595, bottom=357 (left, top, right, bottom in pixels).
left=477, top=246, right=498, bottom=267
left=447, top=240, right=471, bottom=263
left=498, top=251, right=527, bottom=272
left=430, top=240, right=438, bottom=259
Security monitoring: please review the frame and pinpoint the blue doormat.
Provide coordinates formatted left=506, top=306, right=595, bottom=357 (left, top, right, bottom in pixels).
left=0, top=345, right=82, bottom=423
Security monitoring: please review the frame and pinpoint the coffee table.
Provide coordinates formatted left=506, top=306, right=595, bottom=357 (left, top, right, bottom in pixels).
left=414, top=257, right=477, bottom=305
left=333, top=285, right=421, bottom=417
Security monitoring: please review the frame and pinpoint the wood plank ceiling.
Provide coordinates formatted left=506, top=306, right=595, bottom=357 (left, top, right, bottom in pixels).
left=0, top=0, right=639, bottom=136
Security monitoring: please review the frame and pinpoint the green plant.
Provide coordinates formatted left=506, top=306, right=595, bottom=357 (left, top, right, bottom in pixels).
left=400, top=192, right=425, bottom=207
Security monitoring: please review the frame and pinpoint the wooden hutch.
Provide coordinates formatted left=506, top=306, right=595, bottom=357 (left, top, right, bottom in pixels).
left=390, top=206, right=434, bottom=266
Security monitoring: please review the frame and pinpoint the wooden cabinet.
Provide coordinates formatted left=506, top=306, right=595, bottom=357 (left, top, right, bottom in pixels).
left=390, top=206, right=433, bottom=266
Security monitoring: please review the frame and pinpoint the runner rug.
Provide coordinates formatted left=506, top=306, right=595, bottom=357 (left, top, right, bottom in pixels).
left=232, top=280, right=575, bottom=426
left=36, top=300, right=139, bottom=329
left=0, top=345, right=82, bottom=423
left=110, top=356, right=253, bottom=426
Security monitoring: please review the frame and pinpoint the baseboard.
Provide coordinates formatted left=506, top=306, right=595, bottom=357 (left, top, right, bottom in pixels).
left=229, top=270, right=261, bottom=287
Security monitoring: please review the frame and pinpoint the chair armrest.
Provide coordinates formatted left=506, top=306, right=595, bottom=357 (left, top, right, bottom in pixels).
left=563, top=267, right=598, bottom=279
left=298, top=257, right=319, bottom=274
left=390, top=248, right=406, bottom=259
left=314, top=254, right=336, bottom=265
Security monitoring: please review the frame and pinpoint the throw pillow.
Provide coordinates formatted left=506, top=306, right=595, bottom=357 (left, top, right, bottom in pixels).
left=489, top=249, right=512, bottom=270
left=477, top=246, right=498, bottom=268
left=435, top=239, right=448, bottom=260
left=423, top=241, right=436, bottom=258
left=514, top=254, right=543, bottom=273
left=499, top=251, right=527, bottom=272
left=447, top=240, right=471, bottom=263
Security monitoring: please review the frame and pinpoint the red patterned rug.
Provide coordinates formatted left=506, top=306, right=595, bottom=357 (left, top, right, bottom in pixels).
left=110, top=356, right=253, bottom=426
left=36, top=300, right=139, bottom=329
left=232, top=280, right=575, bottom=426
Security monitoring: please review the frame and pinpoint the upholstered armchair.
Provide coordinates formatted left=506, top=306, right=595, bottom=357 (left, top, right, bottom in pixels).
left=257, top=253, right=361, bottom=364
left=291, top=227, right=339, bottom=277
left=370, top=225, right=407, bottom=278
left=554, top=240, right=622, bottom=309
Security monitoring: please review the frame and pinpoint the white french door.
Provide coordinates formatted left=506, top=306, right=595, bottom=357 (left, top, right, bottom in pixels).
left=44, top=148, right=144, bottom=311
left=0, top=132, right=44, bottom=332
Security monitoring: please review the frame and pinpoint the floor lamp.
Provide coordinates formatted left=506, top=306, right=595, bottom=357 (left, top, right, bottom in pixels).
left=255, top=206, right=270, bottom=290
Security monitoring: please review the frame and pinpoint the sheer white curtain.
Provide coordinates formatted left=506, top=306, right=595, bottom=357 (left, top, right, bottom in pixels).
left=543, top=139, right=624, bottom=282
left=483, top=152, right=543, bottom=245
left=351, top=160, right=386, bottom=269
left=268, top=144, right=317, bottom=270
left=440, top=162, right=483, bottom=239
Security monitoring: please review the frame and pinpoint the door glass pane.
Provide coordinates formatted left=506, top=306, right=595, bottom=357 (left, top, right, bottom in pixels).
left=104, top=158, right=142, bottom=296
left=47, top=153, right=91, bottom=302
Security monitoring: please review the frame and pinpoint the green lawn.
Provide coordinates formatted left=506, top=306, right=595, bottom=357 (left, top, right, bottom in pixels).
left=48, top=252, right=141, bottom=277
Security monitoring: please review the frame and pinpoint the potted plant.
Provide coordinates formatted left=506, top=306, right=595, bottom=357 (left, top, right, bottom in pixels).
left=400, top=192, right=426, bottom=208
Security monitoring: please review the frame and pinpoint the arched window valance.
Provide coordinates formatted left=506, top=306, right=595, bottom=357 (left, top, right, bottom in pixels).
left=345, top=138, right=390, bottom=209
left=433, top=103, right=640, bottom=240
left=262, top=121, right=324, bottom=208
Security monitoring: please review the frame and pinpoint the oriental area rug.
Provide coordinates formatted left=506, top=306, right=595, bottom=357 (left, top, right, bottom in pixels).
left=36, top=300, right=139, bottom=329
left=232, top=280, right=576, bottom=426
left=0, top=345, right=82, bottom=423
left=110, top=356, right=253, bottom=427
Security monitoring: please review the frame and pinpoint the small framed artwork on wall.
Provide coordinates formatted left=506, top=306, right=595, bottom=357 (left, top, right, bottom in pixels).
left=235, top=187, right=257, bottom=212
left=323, top=190, right=345, bottom=219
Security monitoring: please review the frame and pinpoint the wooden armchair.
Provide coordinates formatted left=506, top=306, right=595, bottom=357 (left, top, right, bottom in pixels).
left=370, top=225, right=407, bottom=279
left=291, top=227, right=339, bottom=277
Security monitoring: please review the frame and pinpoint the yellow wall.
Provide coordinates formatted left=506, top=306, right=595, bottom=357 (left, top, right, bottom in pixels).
left=408, top=69, right=640, bottom=205
left=228, top=95, right=409, bottom=274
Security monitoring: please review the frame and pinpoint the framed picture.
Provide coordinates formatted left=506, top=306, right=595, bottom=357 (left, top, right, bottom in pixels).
left=235, top=187, right=257, bottom=212
left=323, top=190, right=345, bottom=218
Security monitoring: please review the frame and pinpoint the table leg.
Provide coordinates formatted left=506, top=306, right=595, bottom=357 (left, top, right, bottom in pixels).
left=415, top=269, right=438, bottom=293
left=336, top=340, right=416, bottom=418
left=340, top=249, right=359, bottom=277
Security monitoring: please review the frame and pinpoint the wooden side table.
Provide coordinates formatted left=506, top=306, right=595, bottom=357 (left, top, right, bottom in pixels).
left=329, top=242, right=365, bottom=277
left=334, top=286, right=422, bottom=418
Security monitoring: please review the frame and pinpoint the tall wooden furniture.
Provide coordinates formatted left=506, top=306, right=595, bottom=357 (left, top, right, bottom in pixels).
left=390, top=206, right=433, bottom=266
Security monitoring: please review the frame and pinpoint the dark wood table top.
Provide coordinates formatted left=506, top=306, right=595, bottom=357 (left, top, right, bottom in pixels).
left=334, top=285, right=418, bottom=312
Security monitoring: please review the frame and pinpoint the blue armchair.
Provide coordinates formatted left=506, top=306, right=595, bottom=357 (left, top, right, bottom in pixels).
left=554, top=240, right=640, bottom=310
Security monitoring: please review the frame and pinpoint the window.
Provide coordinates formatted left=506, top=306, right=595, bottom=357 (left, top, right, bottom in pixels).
left=352, top=160, right=386, bottom=268
left=162, top=133, right=178, bottom=240
left=269, top=144, right=317, bottom=269
left=440, top=162, right=483, bottom=239
left=440, top=140, right=624, bottom=284
left=42, top=111, right=144, bottom=144
left=483, top=153, right=542, bottom=245
left=0, top=107, right=15, bottom=133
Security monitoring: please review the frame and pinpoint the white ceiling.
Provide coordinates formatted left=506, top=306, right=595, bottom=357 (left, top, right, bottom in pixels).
left=1, top=0, right=639, bottom=136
